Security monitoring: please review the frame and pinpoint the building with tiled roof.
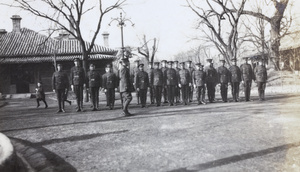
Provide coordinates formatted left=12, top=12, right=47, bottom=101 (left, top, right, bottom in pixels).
left=0, top=15, right=117, bottom=94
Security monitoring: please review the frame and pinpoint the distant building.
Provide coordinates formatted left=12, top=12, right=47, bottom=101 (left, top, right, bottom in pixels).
left=0, top=15, right=117, bottom=94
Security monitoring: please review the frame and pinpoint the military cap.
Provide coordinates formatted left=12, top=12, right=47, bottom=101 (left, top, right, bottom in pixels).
left=73, top=58, right=80, bottom=61
left=161, top=60, right=167, bottom=63
left=138, top=63, right=144, bottom=67
left=195, top=63, right=202, bottom=66
left=154, top=62, right=160, bottom=65
left=106, top=64, right=112, bottom=68
left=186, top=60, right=192, bottom=63
left=57, top=63, right=63, bottom=66
left=206, top=58, right=213, bottom=63
left=179, top=62, right=185, bottom=65
left=167, top=61, right=173, bottom=64
left=173, top=60, right=179, bottom=64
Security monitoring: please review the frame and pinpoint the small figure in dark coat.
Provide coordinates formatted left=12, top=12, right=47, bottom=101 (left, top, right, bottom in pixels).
left=35, top=81, right=48, bottom=108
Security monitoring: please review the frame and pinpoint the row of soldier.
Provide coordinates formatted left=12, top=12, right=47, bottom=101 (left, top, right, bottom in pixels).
left=51, top=57, right=267, bottom=115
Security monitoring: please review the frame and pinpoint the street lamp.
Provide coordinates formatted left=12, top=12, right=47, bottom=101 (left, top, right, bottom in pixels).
left=109, top=12, right=134, bottom=59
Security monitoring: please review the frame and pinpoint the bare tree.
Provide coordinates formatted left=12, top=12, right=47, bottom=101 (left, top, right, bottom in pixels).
left=3, top=0, right=125, bottom=73
left=137, top=35, right=159, bottom=65
left=234, top=0, right=291, bottom=69
left=186, top=0, right=247, bottom=65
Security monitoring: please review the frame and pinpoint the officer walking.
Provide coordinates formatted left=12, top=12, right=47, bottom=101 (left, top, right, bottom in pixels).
left=148, top=62, right=155, bottom=104
left=204, top=59, right=218, bottom=103
left=193, top=63, right=206, bottom=105
left=161, top=60, right=168, bottom=103
left=186, top=60, right=195, bottom=102
left=174, top=60, right=181, bottom=103
left=87, top=64, right=101, bottom=111
left=240, top=57, right=254, bottom=101
left=135, top=64, right=149, bottom=108
left=70, top=58, right=86, bottom=112
left=52, top=64, right=69, bottom=113
left=254, top=59, right=268, bottom=101
left=164, top=61, right=178, bottom=106
left=119, top=58, right=134, bottom=116
left=178, top=62, right=191, bottom=105
left=217, top=59, right=231, bottom=102
left=102, top=64, right=118, bottom=110
left=229, top=58, right=242, bottom=102
left=151, top=62, right=164, bottom=106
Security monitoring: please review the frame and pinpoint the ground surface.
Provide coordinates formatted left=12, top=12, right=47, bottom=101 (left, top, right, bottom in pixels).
left=1, top=91, right=300, bottom=172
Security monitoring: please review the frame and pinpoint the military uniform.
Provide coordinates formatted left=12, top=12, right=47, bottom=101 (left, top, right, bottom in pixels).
left=187, top=61, right=195, bottom=102
left=148, top=65, right=155, bottom=104
left=240, top=61, right=253, bottom=101
left=229, top=63, right=242, bottom=102
left=102, top=67, right=118, bottom=110
left=132, top=60, right=140, bottom=104
left=178, top=64, right=191, bottom=105
left=193, top=64, right=206, bottom=104
left=87, top=66, right=101, bottom=111
left=119, top=59, right=134, bottom=116
left=161, top=62, right=168, bottom=103
left=164, top=63, right=178, bottom=106
left=254, top=63, right=267, bottom=100
left=174, top=61, right=181, bottom=103
left=135, top=65, right=149, bottom=108
left=217, top=63, right=231, bottom=102
left=151, top=63, right=164, bottom=106
left=204, top=63, right=218, bottom=103
left=52, top=66, right=69, bottom=112
left=70, top=59, right=86, bottom=111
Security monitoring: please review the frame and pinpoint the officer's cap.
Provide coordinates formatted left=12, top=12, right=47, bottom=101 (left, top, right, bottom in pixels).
left=138, top=63, right=144, bottom=67
left=206, top=58, right=213, bottom=63
left=154, top=62, right=160, bottom=65
left=173, top=60, right=179, bottom=64
left=73, top=58, right=80, bottom=62
left=167, top=61, right=173, bottom=64
left=161, top=60, right=167, bottom=63
left=179, top=62, right=185, bottom=65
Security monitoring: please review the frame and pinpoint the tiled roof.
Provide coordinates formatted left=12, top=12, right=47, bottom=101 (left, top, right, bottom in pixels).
left=0, top=28, right=117, bottom=63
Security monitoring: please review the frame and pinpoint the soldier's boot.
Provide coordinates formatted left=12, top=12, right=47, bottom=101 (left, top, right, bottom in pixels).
left=123, top=100, right=132, bottom=116
left=76, top=100, right=81, bottom=112
left=62, top=102, right=66, bottom=113
left=80, top=101, right=84, bottom=112
left=44, top=100, right=48, bottom=108
left=36, top=100, right=40, bottom=108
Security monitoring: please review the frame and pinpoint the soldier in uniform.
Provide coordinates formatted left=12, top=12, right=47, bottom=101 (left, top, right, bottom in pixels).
left=148, top=62, right=155, bottom=104
left=52, top=64, right=69, bottom=113
left=135, top=64, right=149, bottom=108
left=161, top=60, right=168, bottom=103
left=132, top=60, right=140, bottom=105
left=178, top=62, right=191, bottom=105
left=173, top=60, right=181, bottom=103
left=70, top=58, right=86, bottom=112
left=164, top=61, right=178, bottom=106
left=240, top=57, right=254, bottom=101
left=119, top=58, right=134, bottom=116
left=186, top=60, right=195, bottom=102
left=193, top=63, right=206, bottom=105
left=152, top=62, right=164, bottom=106
left=117, top=60, right=124, bottom=108
left=229, top=58, right=242, bottom=102
left=87, top=64, right=101, bottom=111
left=217, top=59, right=231, bottom=102
left=204, top=59, right=218, bottom=103
left=102, top=64, right=118, bottom=110
left=254, top=59, right=268, bottom=101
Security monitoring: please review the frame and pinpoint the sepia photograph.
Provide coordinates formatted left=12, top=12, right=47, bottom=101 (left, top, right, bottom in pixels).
left=0, top=0, right=300, bottom=171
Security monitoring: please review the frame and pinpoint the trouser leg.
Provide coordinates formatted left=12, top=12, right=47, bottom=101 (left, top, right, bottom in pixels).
left=122, top=92, right=132, bottom=114
left=36, top=99, right=40, bottom=107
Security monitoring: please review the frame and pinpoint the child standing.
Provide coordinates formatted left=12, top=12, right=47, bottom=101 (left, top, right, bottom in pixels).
left=36, top=81, right=48, bottom=108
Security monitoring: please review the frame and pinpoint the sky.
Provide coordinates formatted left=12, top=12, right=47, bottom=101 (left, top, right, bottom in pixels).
left=1, top=0, right=300, bottom=62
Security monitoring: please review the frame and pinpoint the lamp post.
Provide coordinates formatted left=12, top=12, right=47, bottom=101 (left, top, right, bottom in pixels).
left=109, top=12, right=134, bottom=59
